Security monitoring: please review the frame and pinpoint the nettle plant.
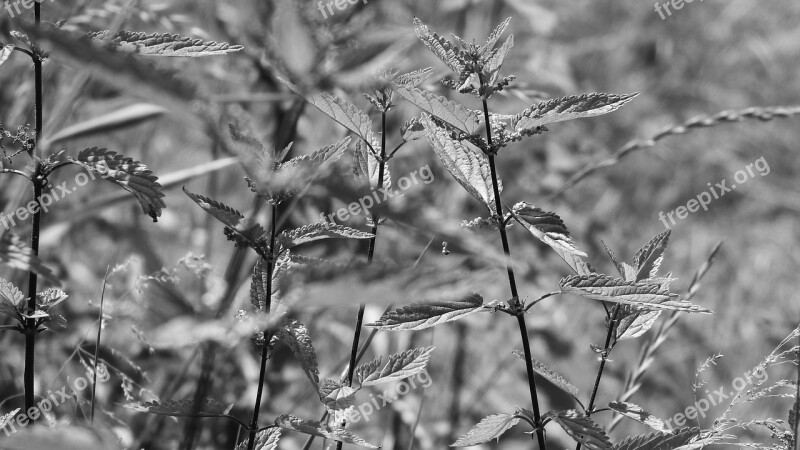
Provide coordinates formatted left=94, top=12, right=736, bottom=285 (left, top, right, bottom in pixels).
left=344, top=17, right=800, bottom=450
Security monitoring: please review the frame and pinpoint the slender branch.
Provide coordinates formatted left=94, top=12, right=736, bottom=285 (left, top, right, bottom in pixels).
left=336, top=107, right=389, bottom=450
left=246, top=203, right=278, bottom=450
left=793, top=329, right=799, bottom=450
left=575, top=305, right=620, bottom=450
left=478, top=72, right=546, bottom=450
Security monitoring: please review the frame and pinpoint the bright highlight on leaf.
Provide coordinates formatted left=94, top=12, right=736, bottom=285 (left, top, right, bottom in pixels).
left=87, top=30, right=244, bottom=57
left=451, top=412, right=520, bottom=447
left=123, top=398, right=234, bottom=416
left=512, top=92, right=639, bottom=133
left=512, top=202, right=590, bottom=275
left=234, top=428, right=281, bottom=450
left=396, top=86, right=481, bottom=135
left=274, top=414, right=379, bottom=448
left=612, top=428, right=698, bottom=450
left=608, top=402, right=670, bottom=433
left=277, top=222, right=373, bottom=252
left=357, top=346, right=434, bottom=387
left=545, top=409, right=612, bottom=450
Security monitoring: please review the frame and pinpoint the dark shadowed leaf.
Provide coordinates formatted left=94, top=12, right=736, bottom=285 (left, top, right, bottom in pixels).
left=545, top=410, right=612, bottom=450
left=366, top=294, right=485, bottom=331
left=512, top=202, right=589, bottom=275
left=359, top=347, right=434, bottom=386
left=183, top=188, right=265, bottom=246
left=632, top=230, right=671, bottom=282
left=513, top=350, right=579, bottom=398
left=274, top=414, right=379, bottom=448
left=87, top=30, right=243, bottom=57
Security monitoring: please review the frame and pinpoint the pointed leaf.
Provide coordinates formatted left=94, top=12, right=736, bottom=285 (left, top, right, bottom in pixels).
left=235, top=428, right=282, bottom=450
left=354, top=139, right=391, bottom=189
left=512, top=202, right=590, bottom=275
left=451, top=412, right=520, bottom=447
left=601, top=240, right=625, bottom=277
left=47, top=103, right=166, bottom=145
left=0, top=409, right=20, bottom=429
left=183, top=188, right=266, bottom=245
left=274, top=414, right=379, bottom=448
left=360, top=346, right=434, bottom=387
left=608, top=402, right=670, bottom=433
left=632, top=230, right=671, bottom=281
left=393, top=67, right=434, bottom=87
left=251, top=259, right=270, bottom=311
left=280, top=79, right=374, bottom=144
left=512, top=93, right=639, bottom=133
left=413, top=17, right=466, bottom=74
left=366, top=294, right=484, bottom=331
left=615, top=307, right=661, bottom=341
left=513, top=350, right=579, bottom=398
left=87, top=30, right=243, bottom=57
left=401, top=117, right=427, bottom=141
left=483, top=35, right=514, bottom=85
left=318, top=379, right=357, bottom=411
left=424, top=116, right=495, bottom=210
left=0, top=278, right=25, bottom=320
left=0, top=232, right=59, bottom=285
left=0, top=44, right=14, bottom=67
left=613, top=428, right=698, bottom=450
left=277, top=320, right=320, bottom=388
left=560, top=274, right=712, bottom=313
left=68, top=148, right=165, bottom=221
left=355, top=356, right=383, bottom=387
left=479, top=18, right=512, bottom=56
left=124, top=398, right=233, bottom=416
left=546, top=409, right=612, bottom=450
left=277, top=222, right=372, bottom=251
left=398, top=87, right=481, bottom=135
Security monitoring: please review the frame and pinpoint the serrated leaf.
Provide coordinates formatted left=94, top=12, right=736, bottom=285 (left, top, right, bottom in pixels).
left=512, top=202, right=590, bottom=275
left=632, top=230, right=671, bottom=281
left=615, top=307, right=661, bottom=341
left=360, top=346, right=434, bottom=387
left=277, top=222, right=373, bottom=251
left=423, top=117, right=495, bottom=210
left=87, top=30, right=243, bottom=57
left=318, top=379, right=357, bottom=411
left=0, top=232, right=59, bottom=285
left=277, top=320, right=320, bottom=388
left=479, top=18, right=512, bottom=56
left=613, top=428, right=698, bottom=450
left=483, top=35, right=514, bottom=85
left=393, top=67, right=434, bottom=87
left=353, top=140, right=391, bottom=189
left=601, top=240, right=625, bottom=277
left=183, top=188, right=266, bottom=245
left=366, top=294, right=484, bottom=331
left=251, top=259, right=270, bottom=311
left=397, top=87, right=481, bottom=135
left=36, top=288, right=68, bottom=312
left=47, top=103, right=166, bottom=145
left=0, top=44, right=14, bottom=66
left=560, top=274, right=712, bottom=313
left=451, top=412, right=520, bottom=447
left=274, top=414, right=379, bottom=448
left=512, top=93, right=639, bottom=133
left=355, top=356, right=383, bottom=387
left=0, top=278, right=25, bottom=321
left=0, top=408, right=20, bottom=428
left=67, top=148, right=165, bottom=221
left=546, top=409, right=612, bottom=450
left=235, top=428, right=282, bottom=450
left=413, top=17, right=466, bottom=75
left=788, top=401, right=797, bottom=430
left=608, top=402, right=670, bottom=433
left=401, top=117, right=427, bottom=141
left=124, top=398, right=233, bottom=416
left=280, top=78, right=374, bottom=144
left=512, top=350, right=579, bottom=398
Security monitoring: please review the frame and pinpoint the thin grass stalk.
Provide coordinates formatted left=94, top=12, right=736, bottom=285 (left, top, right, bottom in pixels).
left=478, top=73, right=546, bottom=449
left=793, top=329, right=799, bottom=450
left=336, top=108, right=389, bottom=450
left=90, top=267, right=110, bottom=423
left=246, top=203, right=278, bottom=450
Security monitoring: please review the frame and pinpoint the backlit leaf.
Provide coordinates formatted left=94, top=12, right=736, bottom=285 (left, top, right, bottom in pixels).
left=360, top=346, right=434, bottom=387
left=613, top=428, right=698, bottom=450
left=0, top=44, right=14, bottom=66
left=632, top=230, right=671, bottom=281
left=234, top=428, right=282, bottom=450
left=318, top=379, right=357, bottom=411
left=413, top=17, right=466, bottom=74
left=512, top=93, right=639, bottom=133
left=615, top=307, right=661, bottom=341
left=608, top=402, right=670, bottom=433
left=513, top=350, right=579, bottom=398
left=397, top=87, right=481, bottom=135
left=87, top=30, right=243, bottom=57
left=277, top=222, right=372, bottom=251
left=545, top=409, right=612, bottom=450
left=451, top=412, right=520, bottom=447
left=560, top=274, right=712, bottom=313
left=0, top=278, right=25, bottom=321
left=183, top=188, right=266, bottom=245
left=277, top=320, right=320, bottom=388
left=512, top=202, right=589, bottom=275
left=366, top=294, right=485, bottom=331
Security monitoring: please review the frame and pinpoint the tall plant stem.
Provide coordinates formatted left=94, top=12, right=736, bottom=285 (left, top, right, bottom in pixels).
left=336, top=110, right=389, bottom=450
left=246, top=203, right=278, bottom=450
left=24, top=2, right=44, bottom=414
left=793, top=328, right=799, bottom=450
left=576, top=306, right=619, bottom=450
left=479, top=87, right=546, bottom=449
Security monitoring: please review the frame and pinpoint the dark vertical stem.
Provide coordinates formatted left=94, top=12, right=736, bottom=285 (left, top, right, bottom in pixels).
left=336, top=110, right=388, bottom=450
left=246, top=204, right=278, bottom=450
left=576, top=306, right=619, bottom=450
left=24, top=2, right=44, bottom=414
left=479, top=80, right=546, bottom=449
left=448, top=322, right=467, bottom=443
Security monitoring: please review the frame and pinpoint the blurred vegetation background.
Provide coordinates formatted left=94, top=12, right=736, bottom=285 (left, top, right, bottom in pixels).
left=1, top=0, right=798, bottom=448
